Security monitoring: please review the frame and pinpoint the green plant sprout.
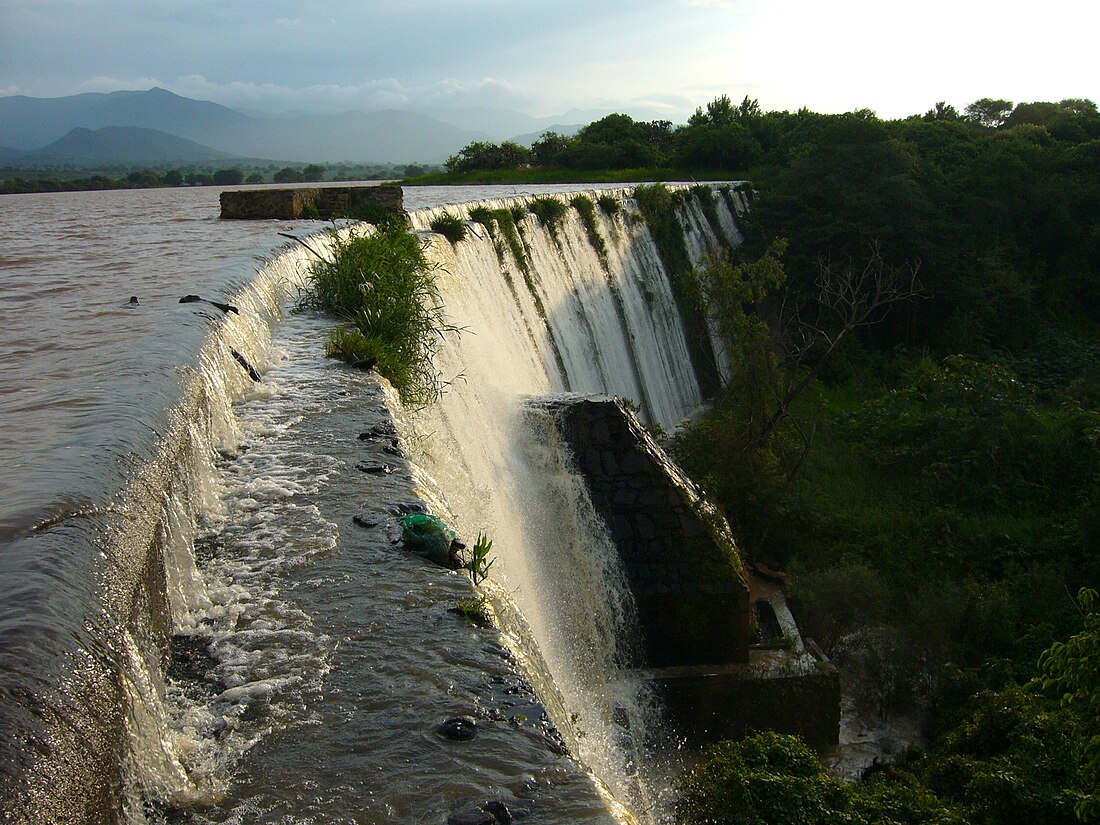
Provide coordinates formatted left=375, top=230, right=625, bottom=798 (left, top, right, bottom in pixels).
left=464, top=531, right=495, bottom=585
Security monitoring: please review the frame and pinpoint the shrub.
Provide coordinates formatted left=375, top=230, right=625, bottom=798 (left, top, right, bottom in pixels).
left=922, top=687, right=1085, bottom=825
left=678, top=731, right=965, bottom=824
left=676, top=732, right=848, bottom=825
left=300, top=224, right=456, bottom=406
left=570, top=195, right=608, bottom=267
left=430, top=212, right=467, bottom=244
left=597, top=194, right=621, bottom=216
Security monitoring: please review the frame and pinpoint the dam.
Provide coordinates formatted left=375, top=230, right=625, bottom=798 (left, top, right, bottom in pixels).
left=0, top=182, right=831, bottom=824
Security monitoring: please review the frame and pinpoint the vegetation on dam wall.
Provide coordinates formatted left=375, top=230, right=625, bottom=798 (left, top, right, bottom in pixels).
left=298, top=222, right=458, bottom=407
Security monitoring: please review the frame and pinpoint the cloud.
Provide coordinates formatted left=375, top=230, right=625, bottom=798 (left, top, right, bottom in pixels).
left=162, top=74, right=531, bottom=114
left=78, top=75, right=164, bottom=93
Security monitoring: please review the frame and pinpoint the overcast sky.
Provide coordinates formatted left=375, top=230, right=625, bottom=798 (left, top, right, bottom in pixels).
left=1, top=0, right=1096, bottom=121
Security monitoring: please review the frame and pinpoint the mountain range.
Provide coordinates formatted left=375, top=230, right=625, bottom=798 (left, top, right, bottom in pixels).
left=0, top=87, right=611, bottom=167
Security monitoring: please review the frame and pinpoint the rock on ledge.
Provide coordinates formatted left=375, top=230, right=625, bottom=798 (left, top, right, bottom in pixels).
left=219, top=184, right=404, bottom=220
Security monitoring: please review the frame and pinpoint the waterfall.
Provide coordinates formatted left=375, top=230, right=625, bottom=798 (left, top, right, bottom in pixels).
left=0, top=239, right=330, bottom=823
left=2, top=185, right=744, bottom=823
left=405, top=185, right=741, bottom=813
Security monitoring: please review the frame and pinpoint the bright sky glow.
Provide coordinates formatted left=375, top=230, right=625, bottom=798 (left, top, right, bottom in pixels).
left=0, top=0, right=1095, bottom=120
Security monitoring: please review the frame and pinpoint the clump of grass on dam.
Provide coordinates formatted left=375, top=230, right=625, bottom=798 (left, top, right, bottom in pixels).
left=570, top=195, right=609, bottom=268
left=469, top=205, right=531, bottom=275
left=527, top=196, right=568, bottom=244
left=300, top=224, right=457, bottom=406
left=429, top=212, right=467, bottom=244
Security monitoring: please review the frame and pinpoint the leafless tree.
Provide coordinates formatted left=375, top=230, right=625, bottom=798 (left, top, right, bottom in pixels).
left=764, top=242, right=923, bottom=447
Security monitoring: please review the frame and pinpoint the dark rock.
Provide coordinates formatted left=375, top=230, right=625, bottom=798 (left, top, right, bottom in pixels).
left=358, top=422, right=398, bottom=441
left=483, top=800, right=514, bottom=823
left=436, top=716, right=478, bottom=741
left=447, top=811, right=495, bottom=825
left=355, top=461, right=393, bottom=475
left=352, top=515, right=380, bottom=529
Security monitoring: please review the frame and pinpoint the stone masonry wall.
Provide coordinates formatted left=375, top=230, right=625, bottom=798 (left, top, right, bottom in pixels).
left=220, top=185, right=404, bottom=220
left=540, top=395, right=751, bottom=667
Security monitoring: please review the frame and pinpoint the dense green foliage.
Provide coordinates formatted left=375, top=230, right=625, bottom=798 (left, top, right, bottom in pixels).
left=644, top=94, right=1100, bottom=823
left=299, top=224, right=455, bottom=406
left=1040, top=588, right=1100, bottom=820
left=679, top=693, right=1092, bottom=825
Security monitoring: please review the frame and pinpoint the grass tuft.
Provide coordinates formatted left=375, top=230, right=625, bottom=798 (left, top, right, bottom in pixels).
left=429, top=211, right=468, bottom=244
left=300, top=224, right=457, bottom=406
left=597, top=194, right=621, bottom=216
left=570, top=195, right=609, bottom=268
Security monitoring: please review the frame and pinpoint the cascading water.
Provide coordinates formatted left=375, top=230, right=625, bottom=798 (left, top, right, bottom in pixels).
left=1, top=183, right=745, bottom=824
left=0, top=233, right=329, bottom=822
left=405, top=186, right=744, bottom=817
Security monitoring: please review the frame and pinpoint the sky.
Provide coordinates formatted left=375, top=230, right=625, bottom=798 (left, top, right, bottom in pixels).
left=1, top=0, right=1096, bottom=122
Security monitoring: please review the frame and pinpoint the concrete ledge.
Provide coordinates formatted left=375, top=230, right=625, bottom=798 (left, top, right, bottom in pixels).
left=645, top=653, right=840, bottom=747
left=219, top=184, right=403, bottom=219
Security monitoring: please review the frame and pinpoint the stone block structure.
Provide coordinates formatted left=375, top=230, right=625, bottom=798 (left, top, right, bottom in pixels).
left=538, top=395, right=751, bottom=667
left=220, top=185, right=404, bottom=220
left=536, top=394, right=839, bottom=746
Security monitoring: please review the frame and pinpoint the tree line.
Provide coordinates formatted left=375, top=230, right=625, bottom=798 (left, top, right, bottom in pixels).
left=655, top=96, right=1099, bottom=821
left=442, top=93, right=1100, bottom=822
left=1, top=162, right=436, bottom=195
left=446, top=94, right=1099, bottom=181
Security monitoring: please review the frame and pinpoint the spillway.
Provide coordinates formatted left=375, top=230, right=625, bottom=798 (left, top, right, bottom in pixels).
left=0, top=183, right=747, bottom=824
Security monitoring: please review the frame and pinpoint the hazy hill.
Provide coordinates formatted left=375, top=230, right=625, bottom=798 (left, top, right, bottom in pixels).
left=0, top=89, right=485, bottom=163
left=19, top=126, right=235, bottom=165
left=0, top=88, right=651, bottom=166
left=0, top=145, right=25, bottom=164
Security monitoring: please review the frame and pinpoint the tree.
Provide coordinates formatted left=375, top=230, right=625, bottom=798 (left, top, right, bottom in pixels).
left=301, top=163, right=326, bottom=182
left=531, top=131, right=574, bottom=167
left=563, top=113, right=670, bottom=169
left=924, top=101, right=961, bottom=121
left=212, top=167, right=244, bottom=186
left=445, top=141, right=531, bottom=173
left=273, top=166, right=304, bottom=183
left=1040, top=588, right=1100, bottom=821
left=126, top=169, right=159, bottom=187
left=965, top=98, right=1014, bottom=128
left=160, top=169, right=183, bottom=186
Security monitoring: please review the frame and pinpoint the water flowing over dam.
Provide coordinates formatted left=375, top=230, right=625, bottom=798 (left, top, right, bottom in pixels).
left=0, top=183, right=747, bottom=823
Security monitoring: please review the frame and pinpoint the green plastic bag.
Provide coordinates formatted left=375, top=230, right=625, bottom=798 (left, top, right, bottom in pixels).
left=400, top=513, right=457, bottom=566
